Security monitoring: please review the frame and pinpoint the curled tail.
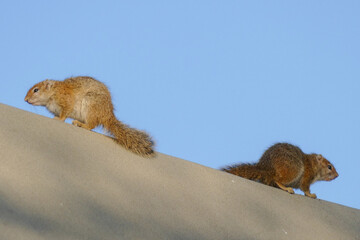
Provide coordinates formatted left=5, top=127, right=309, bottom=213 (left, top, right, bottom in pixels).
left=222, top=164, right=275, bottom=186
left=104, top=118, right=155, bottom=157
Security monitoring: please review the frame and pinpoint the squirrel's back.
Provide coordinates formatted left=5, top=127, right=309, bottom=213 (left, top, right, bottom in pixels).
left=63, top=76, right=110, bottom=93
left=258, top=143, right=305, bottom=165
left=62, top=76, right=113, bottom=107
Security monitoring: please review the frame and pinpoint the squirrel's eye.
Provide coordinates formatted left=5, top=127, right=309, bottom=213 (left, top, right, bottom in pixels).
left=327, top=165, right=332, bottom=170
left=34, top=88, right=39, bottom=93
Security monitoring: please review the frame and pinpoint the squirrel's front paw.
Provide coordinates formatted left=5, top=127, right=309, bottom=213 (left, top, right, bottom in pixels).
left=54, top=116, right=66, bottom=121
left=286, top=188, right=295, bottom=194
left=72, top=120, right=81, bottom=127
left=305, top=192, right=317, bottom=199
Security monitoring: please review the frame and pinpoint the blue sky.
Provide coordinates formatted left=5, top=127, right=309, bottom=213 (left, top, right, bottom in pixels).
left=1, top=1, right=359, bottom=209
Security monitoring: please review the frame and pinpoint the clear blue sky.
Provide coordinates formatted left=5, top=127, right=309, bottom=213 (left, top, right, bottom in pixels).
left=1, top=1, right=359, bottom=209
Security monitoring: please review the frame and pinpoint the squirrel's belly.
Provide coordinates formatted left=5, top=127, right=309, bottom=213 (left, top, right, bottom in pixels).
left=70, top=99, right=88, bottom=122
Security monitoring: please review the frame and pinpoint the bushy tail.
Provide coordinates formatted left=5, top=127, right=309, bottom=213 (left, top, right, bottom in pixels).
left=222, top=164, right=275, bottom=186
left=104, top=118, right=155, bottom=157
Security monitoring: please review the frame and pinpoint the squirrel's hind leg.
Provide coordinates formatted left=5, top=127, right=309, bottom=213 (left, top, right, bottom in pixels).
left=275, top=181, right=295, bottom=194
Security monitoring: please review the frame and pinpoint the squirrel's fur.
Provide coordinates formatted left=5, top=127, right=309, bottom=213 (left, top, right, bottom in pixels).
left=222, top=143, right=338, bottom=198
left=25, top=76, right=155, bottom=157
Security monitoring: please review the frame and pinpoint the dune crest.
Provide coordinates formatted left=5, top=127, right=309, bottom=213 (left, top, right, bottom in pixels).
left=0, top=103, right=359, bottom=240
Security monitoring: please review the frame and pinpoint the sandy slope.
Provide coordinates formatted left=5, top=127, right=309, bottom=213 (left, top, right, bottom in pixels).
left=0, top=103, right=359, bottom=240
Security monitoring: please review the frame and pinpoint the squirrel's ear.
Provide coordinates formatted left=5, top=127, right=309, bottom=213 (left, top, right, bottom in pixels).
left=44, top=80, right=54, bottom=90
left=316, top=154, right=323, bottom=161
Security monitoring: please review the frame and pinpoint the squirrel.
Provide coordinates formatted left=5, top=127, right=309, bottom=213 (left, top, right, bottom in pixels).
left=222, top=143, right=338, bottom=198
left=24, top=76, right=155, bottom=157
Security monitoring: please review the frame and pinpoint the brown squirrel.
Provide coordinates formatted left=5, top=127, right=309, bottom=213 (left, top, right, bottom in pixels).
left=24, top=76, right=155, bottom=157
left=222, top=143, right=338, bottom=198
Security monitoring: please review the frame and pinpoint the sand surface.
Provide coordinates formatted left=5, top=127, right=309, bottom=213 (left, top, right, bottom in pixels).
left=0, top=103, right=359, bottom=240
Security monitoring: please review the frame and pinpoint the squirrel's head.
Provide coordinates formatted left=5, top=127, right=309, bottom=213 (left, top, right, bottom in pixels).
left=316, top=154, right=339, bottom=181
left=24, top=80, right=55, bottom=106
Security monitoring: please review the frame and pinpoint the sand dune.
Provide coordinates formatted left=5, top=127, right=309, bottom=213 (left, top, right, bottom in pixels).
left=0, top=103, right=359, bottom=240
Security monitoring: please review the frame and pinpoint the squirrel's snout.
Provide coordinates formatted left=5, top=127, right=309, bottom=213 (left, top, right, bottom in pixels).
left=328, top=172, right=339, bottom=181
left=24, top=96, right=32, bottom=104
